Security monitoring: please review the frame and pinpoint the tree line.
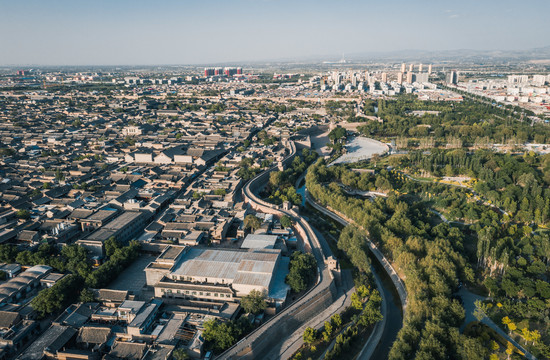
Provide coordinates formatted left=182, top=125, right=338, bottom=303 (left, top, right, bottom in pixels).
left=306, top=159, right=486, bottom=360
left=0, top=239, right=142, bottom=318
left=263, top=148, right=318, bottom=206
left=356, top=96, right=550, bottom=146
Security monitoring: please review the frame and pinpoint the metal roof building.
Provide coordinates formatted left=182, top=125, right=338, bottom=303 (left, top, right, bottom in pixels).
left=147, top=246, right=289, bottom=304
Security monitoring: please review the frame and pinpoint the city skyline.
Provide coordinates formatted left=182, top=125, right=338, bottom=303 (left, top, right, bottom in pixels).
left=1, top=0, right=550, bottom=66
left=1, top=6, right=550, bottom=356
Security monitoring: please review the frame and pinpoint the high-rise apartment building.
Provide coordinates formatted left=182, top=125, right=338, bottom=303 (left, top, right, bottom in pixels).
left=416, top=73, right=429, bottom=83
left=447, top=70, right=458, bottom=85
left=204, top=67, right=242, bottom=77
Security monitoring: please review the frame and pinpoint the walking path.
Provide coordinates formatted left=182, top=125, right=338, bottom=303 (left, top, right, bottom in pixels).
left=458, top=288, right=537, bottom=360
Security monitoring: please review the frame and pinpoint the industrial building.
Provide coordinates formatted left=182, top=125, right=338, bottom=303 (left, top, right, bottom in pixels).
left=145, top=246, right=290, bottom=306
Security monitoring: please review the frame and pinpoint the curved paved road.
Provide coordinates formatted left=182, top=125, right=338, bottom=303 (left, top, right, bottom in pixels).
left=305, top=191, right=407, bottom=310
left=304, top=190, right=408, bottom=360
left=218, top=141, right=345, bottom=360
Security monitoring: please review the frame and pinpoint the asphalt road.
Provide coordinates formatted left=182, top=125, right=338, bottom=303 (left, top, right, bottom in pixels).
left=458, top=288, right=536, bottom=360
left=219, top=141, right=339, bottom=359
left=305, top=191, right=407, bottom=360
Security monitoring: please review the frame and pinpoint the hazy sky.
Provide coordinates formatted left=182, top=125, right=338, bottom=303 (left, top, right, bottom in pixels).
left=1, top=0, right=549, bottom=65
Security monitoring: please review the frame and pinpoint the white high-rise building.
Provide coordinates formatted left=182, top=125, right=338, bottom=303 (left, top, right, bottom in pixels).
left=428, top=64, right=432, bottom=74
left=416, top=73, right=429, bottom=83
left=418, top=64, right=423, bottom=72
left=409, top=64, right=414, bottom=72
left=401, top=63, right=406, bottom=73
left=508, top=75, right=529, bottom=84
left=533, top=75, right=547, bottom=86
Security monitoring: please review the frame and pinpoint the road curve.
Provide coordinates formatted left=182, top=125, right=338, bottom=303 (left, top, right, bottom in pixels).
left=217, top=141, right=338, bottom=360
left=304, top=190, right=408, bottom=360
left=305, top=191, right=407, bottom=309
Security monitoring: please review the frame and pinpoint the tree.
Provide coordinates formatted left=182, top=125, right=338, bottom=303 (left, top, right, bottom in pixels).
left=358, top=298, right=383, bottom=328
left=203, top=319, right=236, bottom=353
left=85, top=241, right=140, bottom=289
left=269, top=171, right=284, bottom=188
left=474, top=300, right=488, bottom=321
left=351, top=292, right=363, bottom=310
left=192, top=191, right=204, bottom=199
left=79, top=288, right=95, bottom=303
left=172, top=348, right=190, bottom=360
left=202, top=317, right=252, bottom=354
left=61, top=244, right=90, bottom=277
left=286, top=252, right=317, bottom=293
left=280, top=215, right=292, bottom=229
left=105, top=236, right=121, bottom=257
left=303, top=327, right=317, bottom=345
left=505, top=342, right=514, bottom=359
left=530, top=330, right=541, bottom=345
left=15, top=209, right=31, bottom=219
left=322, top=321, right=333, bottom=342
left=257, top=130, right=268, bottom=140
left=214, top=189, right=227, bottom=196
left=0, top=148, right=15, bottom=157
left=31, top=275, right=81, bottom=318
left=328, top=127, right=346, bottom=143
left=0, top=245, right=17, bottom=263
left=244, top=214, right=262, bottom=233
left=240, top=289, right=267, bottom=314
left=331, top=314, right=342, bottom=329
left=55, top=168, right=64, bottom=181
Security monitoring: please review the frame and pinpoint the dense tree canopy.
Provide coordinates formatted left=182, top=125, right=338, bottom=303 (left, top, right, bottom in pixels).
left=202, top=317, right=253, bottom=354
left=286, top=251, right=317, bottom=293
left=306, top=159, right=482, bottom=360
left=263, top=148, right=318, bottom=205
left=356, top=96, right=550, bottom=146
left=240, top=289, right=267, bottom=314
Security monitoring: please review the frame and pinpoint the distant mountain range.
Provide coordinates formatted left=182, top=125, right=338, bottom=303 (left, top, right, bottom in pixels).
left=228, top=46, right=550, bottom=67
left=333, top=46, right=550, bottom=63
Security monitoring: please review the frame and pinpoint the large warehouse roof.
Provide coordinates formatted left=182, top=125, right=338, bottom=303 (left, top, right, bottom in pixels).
left=171, top=248, right=280, bottom=289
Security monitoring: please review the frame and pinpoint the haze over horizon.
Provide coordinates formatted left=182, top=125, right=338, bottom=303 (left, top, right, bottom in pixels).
left=1, top=0, right=549, bottom=66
